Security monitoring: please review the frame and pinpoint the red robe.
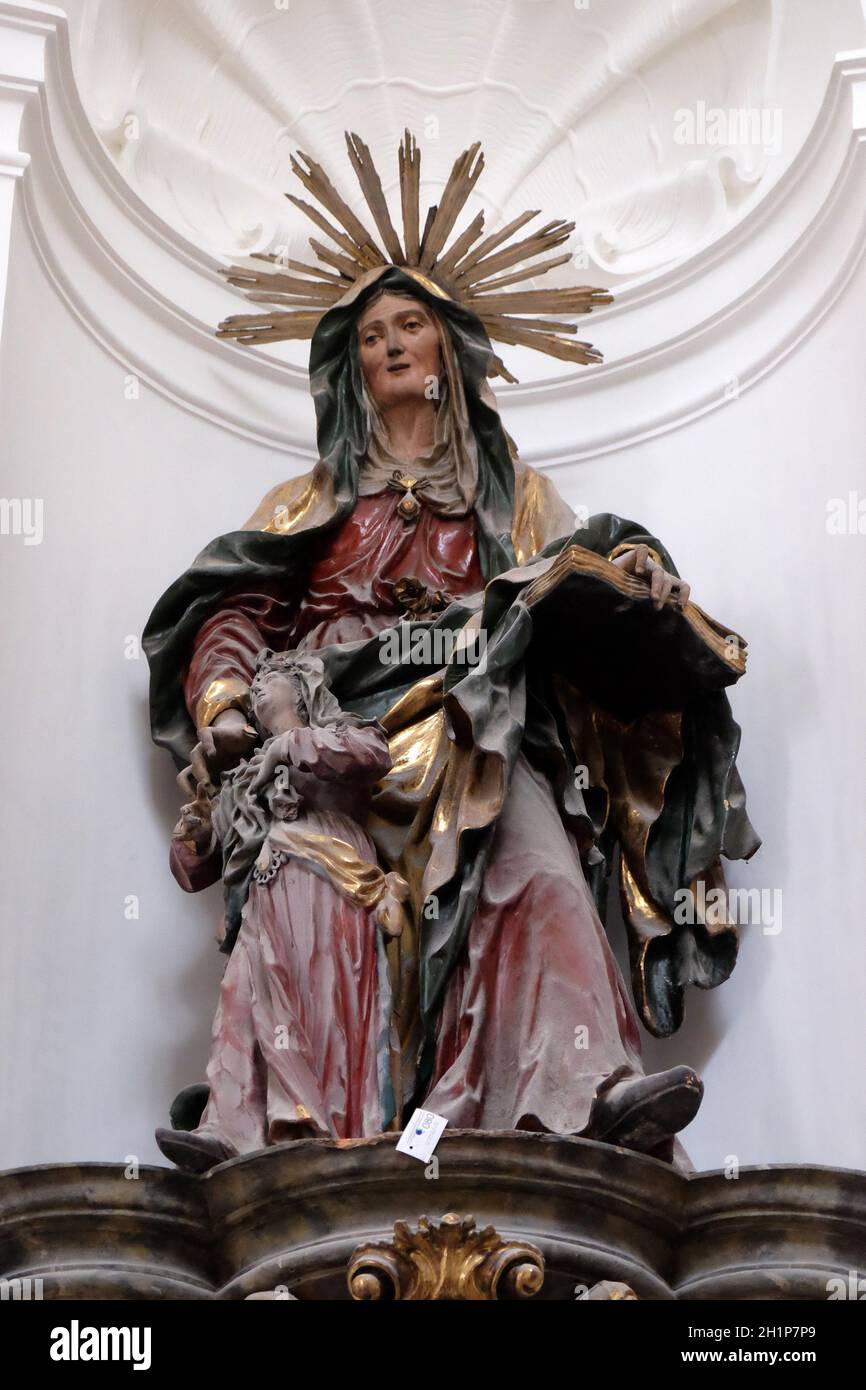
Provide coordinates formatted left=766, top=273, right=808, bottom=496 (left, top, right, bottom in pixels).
left=176, top=493, right=644, bottom=1145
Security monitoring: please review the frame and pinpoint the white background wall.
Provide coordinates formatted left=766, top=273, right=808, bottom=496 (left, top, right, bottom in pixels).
left=582, top=274, right=866, bottom=1174
left=1, top=0, right=864, bottom=1176
left=0, top=198, right=287, bottom=1172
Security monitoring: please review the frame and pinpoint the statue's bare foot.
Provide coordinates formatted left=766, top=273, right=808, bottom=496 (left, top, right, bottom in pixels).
left=155, top=1126, right=236, bottom=1174
left=582, top=1065, right=703, bottom=1154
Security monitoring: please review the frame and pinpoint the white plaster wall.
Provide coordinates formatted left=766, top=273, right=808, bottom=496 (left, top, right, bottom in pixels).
left=0, top=197, right=295, bottom=1171
left=545, top=267, right=866, bottom=1174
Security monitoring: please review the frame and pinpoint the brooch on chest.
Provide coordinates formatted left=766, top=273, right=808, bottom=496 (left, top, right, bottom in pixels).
left=387, top=470, right=432, bottom=526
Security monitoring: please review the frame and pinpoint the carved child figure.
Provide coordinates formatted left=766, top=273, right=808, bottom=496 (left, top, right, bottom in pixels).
left=157, top=648, right=409, bottom=1173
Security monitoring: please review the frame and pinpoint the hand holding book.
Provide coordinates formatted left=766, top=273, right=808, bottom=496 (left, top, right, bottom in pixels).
left=611, top=542, right=692, bottom=612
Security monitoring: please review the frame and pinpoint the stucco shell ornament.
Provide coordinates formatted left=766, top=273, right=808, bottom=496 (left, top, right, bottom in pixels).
left=215, top=131, right=613, bottom=383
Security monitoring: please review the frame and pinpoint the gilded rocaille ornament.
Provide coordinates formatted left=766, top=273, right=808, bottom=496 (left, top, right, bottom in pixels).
left=347, top=1212, right=545, bottom=1301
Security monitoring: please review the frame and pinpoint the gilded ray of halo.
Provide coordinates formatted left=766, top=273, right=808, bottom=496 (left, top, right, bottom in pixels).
left=216, top=130, right=612, bottom=380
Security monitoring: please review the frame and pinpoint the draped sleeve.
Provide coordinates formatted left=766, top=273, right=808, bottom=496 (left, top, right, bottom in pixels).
left=183, top=581, right=299, bottom=729
left=282, top=722, right=393, bottom=784
left=169, top=834, right=222, bottom=894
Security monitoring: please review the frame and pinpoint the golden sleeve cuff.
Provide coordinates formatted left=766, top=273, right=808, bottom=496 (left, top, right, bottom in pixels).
left=195, top=677, right=251, bottom=730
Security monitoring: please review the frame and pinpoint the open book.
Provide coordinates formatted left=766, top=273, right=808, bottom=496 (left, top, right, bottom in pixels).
left=521, top=545, right=747, bottom=720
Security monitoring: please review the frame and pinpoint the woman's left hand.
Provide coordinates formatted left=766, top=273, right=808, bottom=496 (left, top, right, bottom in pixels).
left=612, top=543, right=691, bottom=611
left=172, top=787, right=214, bottom=853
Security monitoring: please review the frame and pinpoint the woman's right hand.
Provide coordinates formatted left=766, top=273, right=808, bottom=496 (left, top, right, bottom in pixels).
left=185, top=708, right=258, bottom=792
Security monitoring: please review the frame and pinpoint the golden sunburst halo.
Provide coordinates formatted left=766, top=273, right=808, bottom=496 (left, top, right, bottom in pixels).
left=216, top=130, right=613, bottom=382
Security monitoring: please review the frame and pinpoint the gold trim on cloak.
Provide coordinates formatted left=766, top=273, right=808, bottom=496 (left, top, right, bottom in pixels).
left=364, top=660, right=509, bottom=1105
left=255, top=824, right=388, bottom=906
left=510, top=461, right=579, bottom=565
left=196, top=676, right=252, bottom=730
left=243, top=463, right=340, bottom=534
left=244, top=458, right=581, bottom=557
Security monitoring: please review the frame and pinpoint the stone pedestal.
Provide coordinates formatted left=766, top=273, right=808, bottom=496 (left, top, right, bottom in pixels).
left=1, top=1133, right=863, bottom=1300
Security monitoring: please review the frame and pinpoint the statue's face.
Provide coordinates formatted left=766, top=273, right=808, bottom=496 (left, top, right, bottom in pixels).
left=357, top=293, right=441, bottom=410
left=251, top=670, right=305, bottom=734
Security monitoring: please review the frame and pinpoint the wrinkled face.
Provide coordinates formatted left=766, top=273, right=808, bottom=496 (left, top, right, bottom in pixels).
left=357, top=293, right=442, bottom=410
left=250, top=670, right=305, bottom=734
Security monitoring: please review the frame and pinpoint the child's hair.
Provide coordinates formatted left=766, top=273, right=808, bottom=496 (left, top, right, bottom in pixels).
left=248, top=647, right=347, bottom=736
left=249, top=657, right=310, bottom=736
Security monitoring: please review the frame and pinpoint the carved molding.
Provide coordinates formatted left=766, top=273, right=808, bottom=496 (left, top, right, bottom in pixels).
left=67, top=0, right=786, bottom=278
left=0, top=2, right=61, bottom=331
left=1, top=1133, right=865, bottom=1301
left=5, top=1, right=866, bottom=465
left=347, top=1212, right=545, bottom=1301
left=505, top=45, right=866, bottom=464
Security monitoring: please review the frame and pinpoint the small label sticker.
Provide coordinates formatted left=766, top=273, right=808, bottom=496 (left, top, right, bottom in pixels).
left=396, top=1108, right=448, bottom=1163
